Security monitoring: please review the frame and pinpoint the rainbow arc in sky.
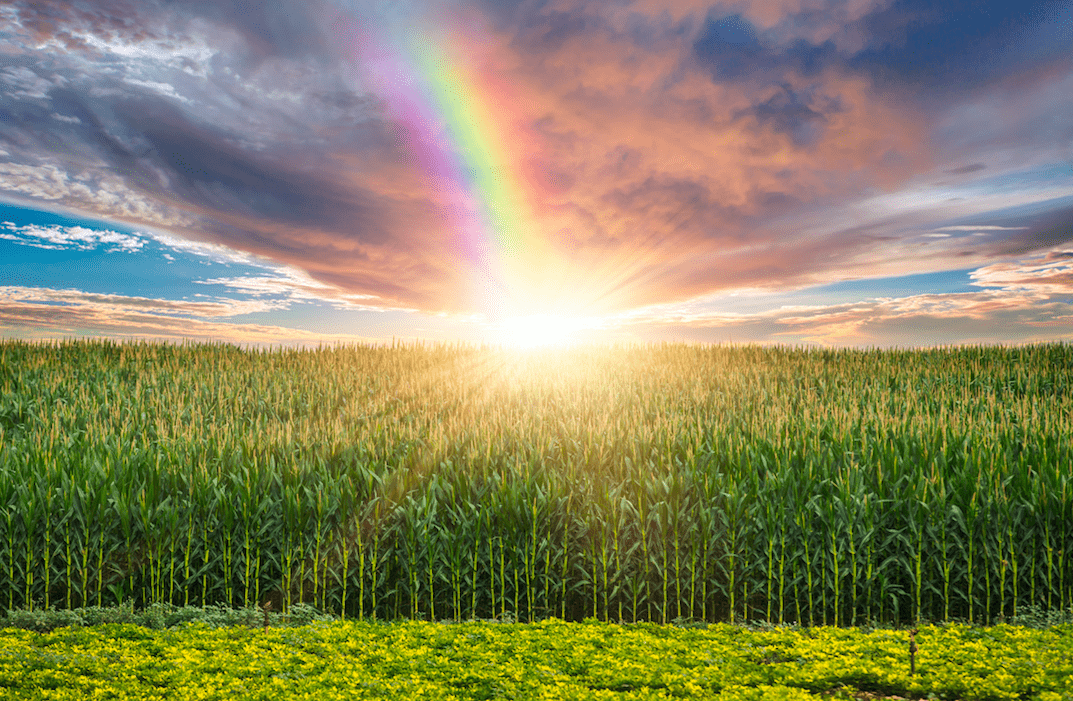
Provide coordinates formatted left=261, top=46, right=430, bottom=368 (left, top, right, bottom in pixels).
left=346, top=13, right=556, bottom=325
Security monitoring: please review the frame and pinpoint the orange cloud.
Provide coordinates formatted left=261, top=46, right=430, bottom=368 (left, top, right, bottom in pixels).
left=971, top=250, right=1073, bottom=294
left=618, top=289, right=1073, bottom=346
left=463, top=15, right=929, bottom=312
left=0, top=285, right=381, bottom=347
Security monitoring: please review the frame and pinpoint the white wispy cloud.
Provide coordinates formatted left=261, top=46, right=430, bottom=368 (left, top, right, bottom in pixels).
left=0, top=221, right=145, bottom=252
left=0, top=162, right=187, bottom=225
left=936, top=225, right=1029, bottom=232
left=121, top=77, right=190, bottom=103
left=0, top=286, right=380, bottom=347
left=1, top=65, right=52, bottom=99
left=197, top=268, right=391, bottom=310
left=0, top=286, right=287, bottom=318
left=141, top=229, right=261, bottom=264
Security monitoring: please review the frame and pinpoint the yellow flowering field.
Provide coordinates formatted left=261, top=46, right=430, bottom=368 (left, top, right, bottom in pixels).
left=1, top=620, right=1070, bottom=700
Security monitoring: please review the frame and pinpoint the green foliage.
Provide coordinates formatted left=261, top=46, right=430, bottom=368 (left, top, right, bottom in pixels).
left=0, top=339, right=1071, bottom=625
left=1, top=606, right=84, bottom=633
left=0, top=619, right=1070, bottom=700
left=1009, top=605, right=1073, bottom=629
left=0, top=603, right=308, bottom=631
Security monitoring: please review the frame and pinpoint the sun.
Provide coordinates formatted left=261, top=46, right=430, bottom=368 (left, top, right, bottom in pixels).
left=496, top=314, right=586, bottom=349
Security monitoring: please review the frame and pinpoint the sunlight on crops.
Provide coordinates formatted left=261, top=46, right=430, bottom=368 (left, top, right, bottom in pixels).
left=0, top=340, right=1070, bottom=625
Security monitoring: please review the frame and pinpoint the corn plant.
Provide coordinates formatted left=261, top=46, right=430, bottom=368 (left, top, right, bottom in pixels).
left=0, top=339, right=1069, bottom=625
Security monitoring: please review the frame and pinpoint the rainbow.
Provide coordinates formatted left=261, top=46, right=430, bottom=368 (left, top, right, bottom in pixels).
left=345, top=13, right=543, bottom=321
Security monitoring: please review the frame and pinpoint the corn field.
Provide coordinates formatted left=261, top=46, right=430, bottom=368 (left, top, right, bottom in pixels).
left=1, top=339, right=1070, bottom=625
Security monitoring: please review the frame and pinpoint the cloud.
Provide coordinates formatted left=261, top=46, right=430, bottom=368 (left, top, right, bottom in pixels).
left=1, top=65, right=54, bottom=99
left=0, top=221, right=145, bottom=252
left=0, top=285, right=287, bottom=319
left=609, top=284, right=1073, bottom=346
left=742, top=82, right=844, bottom=146
left=121, top=77, right=190, bottom=103
left=0, top=285, right=379, bottom=346
left=0, top=162, right=188, bottom=226
left=0, top=163, right=77, bottom=201
left=196, top=269, right=389, bottom=311
left=475, top=2, right=934, bottom=304
left=0, top=0, right=1071, bottom=334
left=0, top=219, right=404, bottom=312
left=970, top=249, right=1073, bottom=294
left=139, top=228, right=259, bottom=264
left=936, top=225, right=1027, bottom=232
left=946, top=164, right=986, bottom=175
left=994, top=205, right=1073, bottom=256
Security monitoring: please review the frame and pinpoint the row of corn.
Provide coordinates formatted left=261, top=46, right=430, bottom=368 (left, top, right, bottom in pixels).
left=0, top=339, right=1070, bottom=624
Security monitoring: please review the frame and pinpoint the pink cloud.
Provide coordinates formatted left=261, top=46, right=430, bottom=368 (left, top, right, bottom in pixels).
left=971, top=250, right=1073, bottom=294
left=446, top=15, right=930, bottom=312
left=605, top=286, right=1073, bottom=346
left=0, top=285, right=380, bottom=346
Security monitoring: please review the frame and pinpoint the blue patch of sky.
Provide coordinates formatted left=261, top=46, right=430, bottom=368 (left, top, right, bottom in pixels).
left=692, top=1, right=1070, bottom=99
left=0, top=202, right=283, bottom=305
left=967, top=169, right=1073, bottom=196
left=848, top=0, right=1065, bottom=91
left=811, top=268, right=980, bottom=296
left=0, top=202, right=460, bottom=340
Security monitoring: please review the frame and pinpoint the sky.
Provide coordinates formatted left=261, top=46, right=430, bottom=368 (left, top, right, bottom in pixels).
left=1, top=0, right=1072, bottom=348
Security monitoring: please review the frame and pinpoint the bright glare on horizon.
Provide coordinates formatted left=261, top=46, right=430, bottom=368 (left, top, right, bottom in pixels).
left=496, top=314, right=588, bottom=349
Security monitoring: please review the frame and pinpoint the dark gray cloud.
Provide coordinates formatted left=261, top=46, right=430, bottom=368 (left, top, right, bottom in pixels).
left=995, top=205, right=1073, bottom=256
left=0, top=63, right=401, bottom=238
left=126, top=103, right=383, bottom=233
left=947, top=163, right=987, bottom=175
left=5, top=0, right=331, bottom=67
left=5, top=0, right=163, bottom=48
left=162, top=0, right=331, bottom=64
left=742, top=83, right=843, bottom=146
left=692, top=14, right=765, bottom=80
